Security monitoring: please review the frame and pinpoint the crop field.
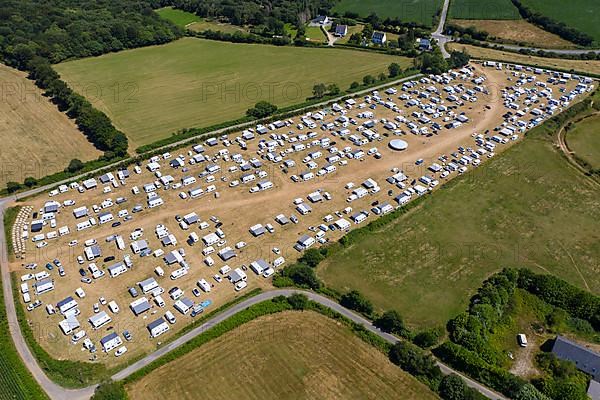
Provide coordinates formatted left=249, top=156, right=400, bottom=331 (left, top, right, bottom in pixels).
left=566, top=114, right=600, bottom=170
left=450, top=19, right=575, bottom=49
left=188, top=20, right=247, bottom=34
left=126, top=311, right=438, bottom=400
left=520, top=0, right=600, bottom=44
left=319, top=118, right=600, bottom=328
left=155, top=7, right=200, bottom=27
left=449, top=0, right=520, bottom=20
left=447, top=43, right=600, bottom=76
left=332, top=0, right=443, bottom=27
left=55, top=37, right=409, bottom=148
left=0, top=64, right=101, bottom=188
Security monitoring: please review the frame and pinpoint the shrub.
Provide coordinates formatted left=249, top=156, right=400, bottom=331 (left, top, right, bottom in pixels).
left=413, top=327, right=444, bottom=348
left=91, top=381, right=126, bottom=400
left=374, top=310, right=410, bottom=338
left=340, top=290, right=374, bottom=316
left=389, top=341, right=443, bottom=387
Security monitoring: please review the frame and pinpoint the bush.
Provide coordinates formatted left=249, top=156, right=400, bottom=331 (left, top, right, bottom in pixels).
left=91, top=381, right=126, bottom=400
left=66, top=158, right=85, bottom=173
left=389, top=341, right=443, bottom=387
left=246, top=101, right=277, bottom=118
left=374, top=310, right=410, bottom=338
left=6, top=181, right=22, bottom=193
left=413, top=327, right=444, bottom=348
left=340, top=290, right=374, bottom=316
left=287, top=293, right=309, bottom=310
left=298, top=248, right=326, bottom=268
left=280, top=263, right=321, bottom=290
left=439, top=374, right=468, bottom=400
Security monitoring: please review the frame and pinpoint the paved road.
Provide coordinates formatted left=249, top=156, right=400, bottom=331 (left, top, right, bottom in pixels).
left=432, top=0, right=452, bottom=58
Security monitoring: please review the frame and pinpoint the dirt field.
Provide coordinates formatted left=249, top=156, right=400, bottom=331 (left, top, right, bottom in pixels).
left=126, top=311, right=439, bottom=400
left=451, top=19, right=575, bottom=49
left=448, top=43, right=600, bottom=76
left=10, top=62, right=591, bottom=365
left=0, top=63, right=101, bottom=188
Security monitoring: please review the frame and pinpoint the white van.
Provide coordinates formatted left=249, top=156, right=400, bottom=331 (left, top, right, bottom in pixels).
left=154, top=266, right=165, bottom=277
left=517, top=333, right=528, bottom=347
left=154, top=296, right=165, bottom=307
left=108, top=301, right=119, bottom=314
left=165, top=310, right=176, bottom=324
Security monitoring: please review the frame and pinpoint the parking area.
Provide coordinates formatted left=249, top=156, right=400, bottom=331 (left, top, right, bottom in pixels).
left=10, top=62, right=593, bottom=366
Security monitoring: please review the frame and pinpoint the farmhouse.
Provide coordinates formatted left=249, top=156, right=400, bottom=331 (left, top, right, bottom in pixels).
left=147, top=317, right=170, bottom=338
left=372, top=32, right=387, bottom=45
left=100, top=332, right=122, bottom=352
left=334, top=24, right=348, bottom=37
left=89, top=311, right=112, bottom=330
left=130, top=297, right=151, bottom=316
left=552, top=336, right=600, bottom=380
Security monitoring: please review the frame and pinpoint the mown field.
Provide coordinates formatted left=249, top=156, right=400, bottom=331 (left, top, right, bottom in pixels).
left=55, top=37, right=410, bottom=147
left=449, top=0, right=521, bottom=20
left=155, top=6, right=200, bottom=27
left=188, top=19, right=247, bottom=34
left=447, top=43, right=600, bottom=76
left=0, top=64, right=101, bottom=188
left=319, top=112, right=600, bottom=328
left=450, top=19, right=575, bottom=48
left=332, top=0, right=443, bottom=27
left=520, top=0, right=600, bottom=45
left=567, top=114, right=600, bottom=170
left=126, top=311, right=438, bottom=400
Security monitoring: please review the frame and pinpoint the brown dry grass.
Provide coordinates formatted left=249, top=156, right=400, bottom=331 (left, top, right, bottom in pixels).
left=448, top=43, right=600, bottom=76
left=451, top=19, right=575, bottom=49
left=0, top=63, right=101, bottom=187
left=126, top=311, right=439, bottom=400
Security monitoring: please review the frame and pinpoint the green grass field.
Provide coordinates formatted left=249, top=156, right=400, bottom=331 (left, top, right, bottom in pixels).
left=332, top=0, right=443, bottom=27
left=188, top=19, right=247, bottom=34
left=449, top=0, right=521, bottom=20
left=55, top=37, right=410, bottom=147
left=305, top=26, right=327, bottom=42
left=155, top=7, right=200, bottom=27
left=319, top=123, right=600, bottom=328
left=567, top=114, right=600, bottom=170
left=520, top=0, right=600, bottom=44
left=126, top=311, right=438, bottom=400
left=0, top=225, right=49, bottom=400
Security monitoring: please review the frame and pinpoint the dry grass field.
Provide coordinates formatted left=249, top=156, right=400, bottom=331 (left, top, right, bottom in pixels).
left=0, top=64, right=101, bottom=187
left=451, top=19, right=575, bottom=49
left=447, top=43, right=600, bottom=76
left=126, top=311, right=439, bottom=400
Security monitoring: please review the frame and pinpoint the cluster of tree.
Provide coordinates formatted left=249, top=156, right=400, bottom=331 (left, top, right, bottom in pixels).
left=0, top=0, right=181, bottom=67
left=161, top=0, right=336, bottom=33
left=246, top=101, right=278, bottom=118
left=311, top=83, right=340, bottom=99
left=510, top=0, right=594, bottom=46
left=414, top=49, right=471, bottom=75
left=194, top=29, right=291, bottom=46
left=434, top=341, right=529, bottom=398
left=446, top=24, right=490, bottom=42
left=447, top=269, right=518, bottom=365
left=340, top=290, right=374, bottom=316
left=532, top=352, right=589, bottom=400
left=517, top=268, right=600, bottom=330
left=389, top=341, right=443, bottom=388
left=27, top=57, right=128, bottom=158
left=273, top=263, right=322, bottom=290
left=438, top=374, right=488, bottom=400
left=91, top=381, right=127, bottom=400
left=374, top=310, right=410, bottom=338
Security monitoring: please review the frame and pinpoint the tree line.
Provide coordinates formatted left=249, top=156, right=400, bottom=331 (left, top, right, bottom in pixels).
left=510, top=0, right=594, bottom=47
